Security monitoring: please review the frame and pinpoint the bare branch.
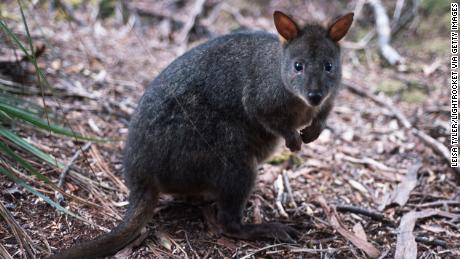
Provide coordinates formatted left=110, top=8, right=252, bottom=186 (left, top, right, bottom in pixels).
left=344, top=79, right=460, bottom=184
left=175, top=0, right=207, bottom=55
left=368, top=0, right=403, bottom=65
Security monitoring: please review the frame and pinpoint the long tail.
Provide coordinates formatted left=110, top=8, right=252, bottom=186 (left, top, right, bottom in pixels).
left=49, top=188, right=158, bottom=259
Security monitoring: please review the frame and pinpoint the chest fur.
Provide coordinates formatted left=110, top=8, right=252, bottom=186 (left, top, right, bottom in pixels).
left=289, top=96, right=320, bottom=130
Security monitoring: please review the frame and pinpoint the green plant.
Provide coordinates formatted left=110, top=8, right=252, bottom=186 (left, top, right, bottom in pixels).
left=0, top=1, right=101, bottom=221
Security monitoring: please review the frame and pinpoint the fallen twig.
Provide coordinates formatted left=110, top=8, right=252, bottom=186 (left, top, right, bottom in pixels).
left=55, top=142, right=91, bottom=204
left=341, top=154, right=405, bottom=173
left=0, top=77, right=25, bottom=88
left=335, top=204, right=394, bottom=226
left=0, top=243, right=14, bottom=259
left=274, top=174, right=289, bottom=218
left=221, top=3, right=254, bottom=29
left=416, top=200, right=460, bottom=208
left=379, top=161, right=422, bottom=210
left=344, top=79, right=460, bottom=184
left=240, top=244, right=286, bottom=259
left=283, top=171, right=297, bottom=208
left=344, top=80, right=410, bottom=127
left=341, top=30, right=375, bottom=50
left=414, top=236, right=448, bottom=248
left=253, top=197, right=262, bottom=224
left=391, top=0, right=406, bottom=25
left=0, top=200, right=39, bottom=258
left=89, top=144, right=128, bottom=193
left=289, top=247, right=339, bottom=254
left=0, top=42, right=46, bottom=63
left=175, top=0, right=206, bottom=55
left=314, top=195, right=380, bottom=258
left=395, top=209, right=459, bottom=259
left=51, top=0, right=85, bottom=26
left=412, top=130, right=451, bottom=169
left=127, top=3, right=183, bottom=26
left=391, top=0, right=420, bottom=35
left=184, top=231, right=200, bottom=259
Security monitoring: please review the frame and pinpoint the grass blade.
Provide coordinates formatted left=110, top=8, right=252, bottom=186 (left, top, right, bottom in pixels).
left=0, top=141, right=100, bottom=207
left=0, top=18, right=30, bottom=56
left=17, top=0, right=34, bottom=60
left=0, top=127, right=65, bottom=168
left=0, top=141, right=52, bottom=183
left=1, top=12, right=105, bottom=143
left=0, top=110, right=12, bottom=121
left=0, top=243, right=14, bottom=259
left=0, top=92, right=45, bottom=115
left=0, top=102, right=102, bottom=141
left=0, top=200, right=39, bottom=257
left=0, top=164, right=84, bottom=221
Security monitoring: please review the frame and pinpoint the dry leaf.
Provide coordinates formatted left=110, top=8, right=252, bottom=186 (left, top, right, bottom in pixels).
left=217, top=237, right=238, bottom=250
left=155, top=231, right=173, bottom=251
left=253, top=198, right=262, bottom=224
left=395, top=209, right=459, bottom=259
left=348, top=179, right=369, bottom=196
left=379, top=162, right=421, bottom=210
left=65, top=183, right=79, bottom=192
left=314, top=195, right=380, bottom=258
left=353, top=222, right=368, bottom=242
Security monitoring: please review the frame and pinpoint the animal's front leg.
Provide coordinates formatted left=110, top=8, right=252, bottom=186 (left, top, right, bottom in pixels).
left=300, top=102, right=332, bottom=144
left=255, top=112, right=303, bottom=152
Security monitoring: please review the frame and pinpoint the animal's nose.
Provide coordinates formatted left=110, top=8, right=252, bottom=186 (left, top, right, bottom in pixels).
left=307, top=92, right=323, bottom=106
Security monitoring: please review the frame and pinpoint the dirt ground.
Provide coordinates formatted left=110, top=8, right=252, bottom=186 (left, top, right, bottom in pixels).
left=1, top=0, right=459, bottom=258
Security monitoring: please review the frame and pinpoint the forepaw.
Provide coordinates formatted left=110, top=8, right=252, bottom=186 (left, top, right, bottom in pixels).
left=285, top=133, right=302, bottom=152
left=300, top=124, right=322, bottom=144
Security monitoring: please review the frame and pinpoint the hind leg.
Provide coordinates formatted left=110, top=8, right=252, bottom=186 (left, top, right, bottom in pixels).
left=215, top=166, right=298, bottom=243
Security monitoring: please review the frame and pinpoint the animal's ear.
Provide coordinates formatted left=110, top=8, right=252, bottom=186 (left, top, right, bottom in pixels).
left=328, top=13, right=354, bottom=42
left=273, top=11, right=299, bottom=42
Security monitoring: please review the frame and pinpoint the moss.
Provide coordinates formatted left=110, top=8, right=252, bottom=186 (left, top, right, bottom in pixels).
left=290, top=154, right=303, bottom=167
left=401, top=89, right=427, bottom=104
left=0, top=5, right=20, bottom=20
left=376, top=79, right=406, bottom=96
left=268, top=152, right=291, bottom=165
left=424, top=37, right=449, bottom=55
left=421, top=0, right=451, bottom=14
left=418, top=12, right=451, bottom=33
left=69, top=0, right=84, bottom=7
left=268, top=152, right=303, bottom=167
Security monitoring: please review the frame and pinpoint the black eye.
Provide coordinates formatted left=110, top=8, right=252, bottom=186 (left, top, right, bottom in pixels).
left=294, top=62, right=303, bottom=72
left=324, top=62, right=333, bottom=72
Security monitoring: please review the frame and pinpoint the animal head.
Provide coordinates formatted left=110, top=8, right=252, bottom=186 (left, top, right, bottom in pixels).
left=274, top=11, right=353, bottom=107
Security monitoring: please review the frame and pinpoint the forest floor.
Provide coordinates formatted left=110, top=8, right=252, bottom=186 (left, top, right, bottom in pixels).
left=1, top=0, right=459, bottom=258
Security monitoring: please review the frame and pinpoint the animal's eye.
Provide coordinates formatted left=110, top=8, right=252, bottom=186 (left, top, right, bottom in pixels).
left=324, top=62, right=333, bottom=72
left=294, top=62, right=303, bottom=72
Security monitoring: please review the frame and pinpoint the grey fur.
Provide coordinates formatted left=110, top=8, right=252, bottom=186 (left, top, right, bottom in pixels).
left=49, top=12, right=352, bottom=259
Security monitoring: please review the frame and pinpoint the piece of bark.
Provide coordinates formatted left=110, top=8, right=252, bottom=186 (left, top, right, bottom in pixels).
left=175, top=0, right=206, bottom=55
left=344, top=79, right=460, bottom=185
left=395, top=209, right=459, bottom=259
left=353, top=222, right=368, bottom=242
left=314, top=195, right=380, bottom=258
left=368, top=0, right=403, bottom=65
left=252, top=197, right=262, bottom=224
left=379, top=162, right=421, bottom=210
